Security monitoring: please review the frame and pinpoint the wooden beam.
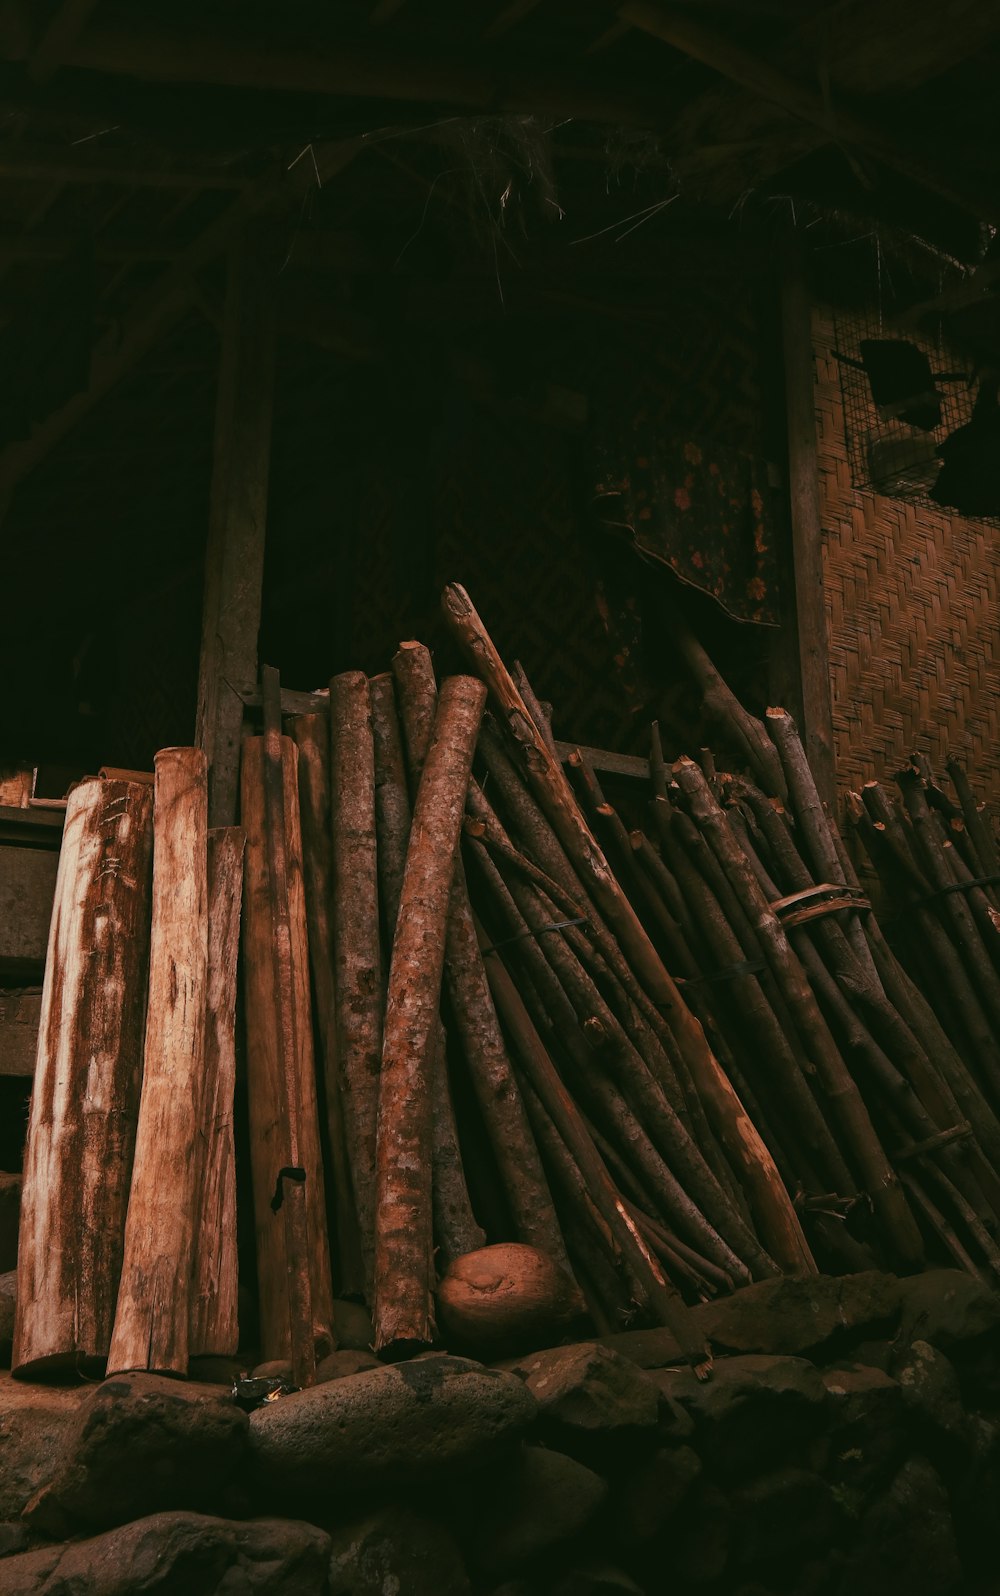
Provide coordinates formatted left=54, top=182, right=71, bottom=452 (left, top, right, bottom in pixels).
left=0, top=146, right=250, bottom=188
left=621, top=0, right=1000, bottom=228
left=779, top=244, right=835, bottom=804
left=195, top=232, right=277, bottom=828
left=28, top=0, right=100, bottom=82
left=39, top=15, right=667, bottom=127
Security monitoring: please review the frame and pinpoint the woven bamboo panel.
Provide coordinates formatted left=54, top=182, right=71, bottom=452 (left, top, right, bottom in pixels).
left=815, top=307, right=1000, bottom=804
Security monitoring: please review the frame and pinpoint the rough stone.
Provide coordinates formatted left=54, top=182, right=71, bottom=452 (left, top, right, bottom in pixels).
left=895, top=1339, right=980, bottom=1460
left=249, top=1355, right=536, bottom=1494
left=670, top=1481, right=733, bottom=1585
left=551, top=1563, right=643, bottom=1595
left=332, top=1297, right=375, bottom=1352
left=327, top=1505, right=469, bottom=1595
left=0, top=1510, right=331, bottom=1595
left=656, top=1354, right=829, bottom=1481
left=0, top=1374, right=88, bottom=1520
left=315, top=1348, right=382, bottom=1383
left=821, top=1362, right=907, bottom=1500
left=613, top=1444, right=702, bottom=1544
left=697, top=1271, right=901, bottom=1358
left=0, top=1173, right=20, bottom=1274
left=505, top=1342, right=659, bottom=1463
left=731, top=1467, right=842, bottom=1572
left=465, top=1445, right=607, bottom=1576
left=896, top=1270, right=1000, bottom=1351
left=837, top=1456, right=962, bottom=1596
left=22, top=1371, right=250, bottom=1534
left=252, top=1359, right=293, bottom=1382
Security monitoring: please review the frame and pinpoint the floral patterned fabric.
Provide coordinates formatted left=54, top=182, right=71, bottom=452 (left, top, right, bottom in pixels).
left=592, top=430, right=781, bottom=626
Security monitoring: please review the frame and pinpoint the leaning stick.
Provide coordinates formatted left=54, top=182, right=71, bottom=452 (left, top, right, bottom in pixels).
left=108, top=748, right=209, bottom=1376
left=190, top=826, right=244, bottom=1358
left=374, top=676, right=488, bottom=1357
left=292, top=713, right=364, bottom=1300
left=330, top=672, right=383, bottom=1294
left=13, top=778, right=153, bottom=1378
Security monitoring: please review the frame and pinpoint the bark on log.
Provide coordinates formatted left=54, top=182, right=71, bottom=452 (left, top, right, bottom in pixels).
left=108, top=748, right=209, bottom=1375
left=190, top=826, right=244, bottom=1358
left=330, top=672, right=383, bottom=1293
left=374, top=675, right=488, bottom=1357
left=292, top=712, right=364, bottom=1301
left=13, top=778, right=153, bottom=1378
left=379, top=660, right=485, bottom=1264
left=241, top=735, right=335, bottom=1363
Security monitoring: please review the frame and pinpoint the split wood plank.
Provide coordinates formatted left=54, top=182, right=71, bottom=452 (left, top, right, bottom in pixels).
left=0, top=986, right=41, bottom=1077
left=190, top=825, right=244, bottom=1358
left=108, top=748, right=209, bottom=1376
left=241, top=734, right=335, bottom=1363
left=12, top=778, right=153, bottom=1377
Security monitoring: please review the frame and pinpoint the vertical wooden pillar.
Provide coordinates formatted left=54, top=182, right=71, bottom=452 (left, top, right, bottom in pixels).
left=196, top=230, right=276, bottom=828
left=780, top=243, right=836, bottom=805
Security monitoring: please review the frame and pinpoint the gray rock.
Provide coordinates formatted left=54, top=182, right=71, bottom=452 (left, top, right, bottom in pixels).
left=315, top=1348, right=382, bottom=1382
left=656, top=1354, right=829, bottom=1481
left=697, top=1271, right=901, bottom=1358
left=551, top=1563, right=643, bottom=1595
left=332, top=1297, right=374, bottom=1352
left=328, top=1505, right=469, bottom=1595
left=467, top=1445, right=607, bottom=1575
left=895, top=1339, right=981, bottom=1459
left=731, top=1467, right=842, bottom=1571
left=671, top=1481, right=733, bottom=1585
left=0, top=1510, right=330, bottom=1595
left=821, top=1362, right=907, bottom=1499
left=897, top=1270, right=1000, bottom=1350
left=506, top=1342, right=659, bottom=1462
left=252, top=1359, right=294, bottom=1382
left=249, top=1355, right=536, bottom=1492
left=0, top=1374, right=88, bottom=1520
left=0, top=1173, right=20, bottom=1274
left=613, top=1444, right=701, bottom=1544
left=838, top=1456, right=962, bottom=1596
left=23, top=1371, right=250, bottom=1534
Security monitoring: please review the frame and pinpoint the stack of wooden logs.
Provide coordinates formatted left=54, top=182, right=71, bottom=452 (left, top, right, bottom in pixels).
left=14, top=580, right=1000, bottom=1392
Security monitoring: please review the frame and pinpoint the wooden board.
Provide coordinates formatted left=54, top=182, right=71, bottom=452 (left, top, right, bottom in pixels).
left=0, top=847, right=59, bottom=973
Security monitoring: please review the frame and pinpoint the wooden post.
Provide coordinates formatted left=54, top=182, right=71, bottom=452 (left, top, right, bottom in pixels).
left=196, top=231, right=276, bottom=828
left=780, top=244, right=836, bottom=805
left=241, top=734, right=335, bottom=1365
left=190, top=825, right=244, bottom=1359
left=13, top=779, right=153, bottom=1378
left=108, top=748, right=209, bottom=1376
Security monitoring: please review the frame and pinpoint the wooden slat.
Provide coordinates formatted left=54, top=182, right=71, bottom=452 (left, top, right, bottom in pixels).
left=0, top=987, right=41, bottom=1077
left=0, top=847, right=59, bottom=972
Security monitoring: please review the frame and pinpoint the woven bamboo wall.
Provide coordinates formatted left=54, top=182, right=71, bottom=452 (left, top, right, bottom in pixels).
left=815, top=307, right=1000, bottom=804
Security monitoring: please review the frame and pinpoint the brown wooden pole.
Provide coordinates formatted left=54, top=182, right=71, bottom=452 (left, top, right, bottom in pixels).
left=13, top=779, right=153, bottom=1378
left=374, top=676, right=488, bottom=1357
left=108, top=748, right=209, bottom=1376
left=241, top=733, right=335, bottom=1367
left=329, top=672, right=383, bottom=1295
left=292, top=712, right=365, bottom=1300
left=190, top=825, right=244, bottom=1358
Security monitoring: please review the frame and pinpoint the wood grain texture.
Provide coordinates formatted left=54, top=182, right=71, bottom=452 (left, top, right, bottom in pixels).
left=108, top=748, right=209, bottom=1375
left=0, top=987, right=41, bottom=1077
left=190, top=825, right=244, bottom=1357
left=241, top=735, right=335, bottom=1360
left=13, top=778, right=153, bottom=1377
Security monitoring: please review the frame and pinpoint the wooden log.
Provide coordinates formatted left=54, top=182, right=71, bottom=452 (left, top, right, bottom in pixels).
left=374, top=676, right=488, bottom=1357
left=190, top=825, right=244, bottom=1358
left=372, top=670, right=483, bottom=1265
left=292, top=713, right=365, bottom=1300
left=673, top=756, right=924, bottom=1269
left=946, top=757, right=1000, bottom=889
left=12, top=779, right=153, bottom=1378
left=329, top=672, right=383, bottom=1293
left=108, top=749, right=209, bottom=1376
left=241, top=735, right=335, bottom=1363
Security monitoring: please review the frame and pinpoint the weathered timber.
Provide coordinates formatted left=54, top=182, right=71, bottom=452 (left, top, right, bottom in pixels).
left=374, top=676, right=488, bottom=1357
left=0, top=846, right=59, bottom=973
left=190, top=826, right=244, bottom=1358
left=12, top=779, right=153, bottom=1378
left=241, top=735, right=335, bottom=1363
left=0, top=986, right=41, bottom=1077
left=292, top=712, right=364, bottom=1301
left=108, top=749, right=209, bottom=1376
left=329, top=673, right=382, bottom=1295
